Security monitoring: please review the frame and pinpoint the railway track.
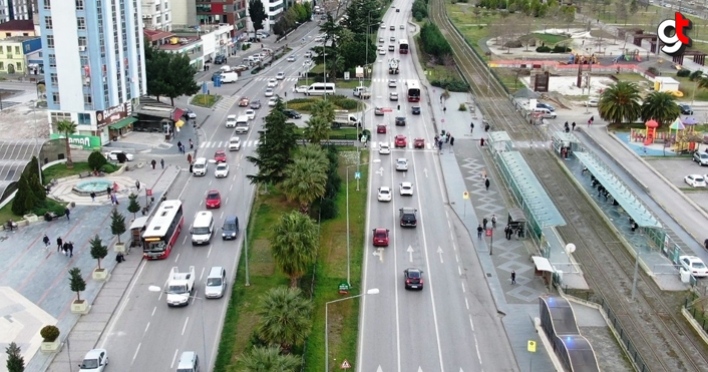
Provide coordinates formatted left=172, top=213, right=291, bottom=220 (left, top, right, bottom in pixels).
left=429, top=1, right=708, bottom=370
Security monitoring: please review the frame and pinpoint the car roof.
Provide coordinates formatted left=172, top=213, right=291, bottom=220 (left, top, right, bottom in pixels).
left=401, top=182, right=412, bottom=187
left=227, top=114, right=236, bottom=119
left=401, top=207, right=416, bottom=213
left=397, top=158, right=406, bottom=161
left=374, top=227, right=388, bottom=232
left=681, top=255, right=701, bottom=261
left=84, top=349, right=106, bottom=358
left=406, top=268, right=422, bottom=275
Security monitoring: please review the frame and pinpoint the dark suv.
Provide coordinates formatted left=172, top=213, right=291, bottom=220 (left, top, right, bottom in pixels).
left=282, top=109, right=302, bottom=119
left=395, top=116, right=406, bottom=126
left=679, top=103, right=693, bottom=115
left=404, top=268, right=424, bottom=290
left=399, top=208, right=417, bottom=227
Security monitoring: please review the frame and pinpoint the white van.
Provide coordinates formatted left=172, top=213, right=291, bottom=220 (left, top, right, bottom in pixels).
left=192, top=157, right=208, bottom=176
left=220, top=71, right=238, bottom=83
left=205, top=266, right=227, bottom=299
left=306, top=83, right=336, bottom=96
left=533, top=107, right=557, bottom=119
left=176, top=351, right=200, bottom=372
left=234, top=115, right=250, bottom=133
left=191, top=211, right=214, bottom=245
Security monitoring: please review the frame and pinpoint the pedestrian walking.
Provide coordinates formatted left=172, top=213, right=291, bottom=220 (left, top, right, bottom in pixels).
left=470, top=122, right=474, bottom=133
left=135, top=180, right=141, bottom=190
left=151, top=159, right=157, bottom=169
left=491, top=214, right=497, bottom=228
left=485, top=178, right=490, bottom=191
left=116, top=252, right=125, bottom=263
left=65, top=207, right=70, bottom=221
left=445, top=133, right=450, bottom=143
left=480, top=137, right=485, bottom=146
left=68, top=242, right=74, bottom=258
left=56, top=237, right=63, bottom=252
left=450, top=136, right=455, bottom=146
left=43, top=234, right=50, bottom=248
left=106, top=186, right=112, bottom=199
left=160, top=159, right=165, bottom=169
left=571, top=122, right=576, bottom=131
left=504, top=225, right=512, bottom=240
left=482, top=217, right=488, bottom=229
left=90, top=191, right=96, bottom=202
left=189, top=139, right=194, bottom=150
left=484, top=123, right=490, bottom=132
left=434, top=135, right=439, bottom=147
left=564, top=121, right=568, bottom=128
left=177, top=141, right=182, bottom=149
left=438, top=140, right=444, bottom=153
left=62, top=242, right=70, bottom=256
left=511, top=270, right=516, bottom=284
left=477, top=224, right=483, bottom=239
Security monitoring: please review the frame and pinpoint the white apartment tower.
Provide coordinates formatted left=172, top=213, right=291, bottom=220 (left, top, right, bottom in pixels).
left=141, top=0, right=172, bottom=31
left=39, top=0, right=147, bottom=144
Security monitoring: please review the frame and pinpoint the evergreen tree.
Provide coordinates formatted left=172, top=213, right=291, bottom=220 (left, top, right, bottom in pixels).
left=163, top=53, right=200, bottom=106
left=29, top=174, right=45, bottom=202
left=11, top=176, right=36, bottom=216
left=110, top=208, right=126, bottom=244
left=6, top=342, right=24, bottom=372
left=89, top=235, right=108, bottom=270
left=127, top=193, right=141, bottom=219
left=249, top=0, right=267, bottom=31
left=246, top=99, right=298, bottom=185
left=68, top=267, right=86, bottom=301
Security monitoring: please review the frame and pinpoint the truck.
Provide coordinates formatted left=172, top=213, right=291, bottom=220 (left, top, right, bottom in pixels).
left=166, top=266, right=195, bottom=307
left=353, top=86, right=371, bottom=99
left=388, top=58, right=400, bottom=74
left=332, top=111, right=361, bottom=128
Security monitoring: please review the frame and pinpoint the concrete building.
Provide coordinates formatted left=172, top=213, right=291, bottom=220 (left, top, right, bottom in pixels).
left=0, top=18, right=37, bottom=39
left=170, top=0, right=195, bottom=28
left=264, top=0, right=284, bottom=32
left=0, top=35, right=42, bottom=75
left=175, top=23, right=234, bottom=62
left=0, top=0, right=36, bottom=23
left=141, top=0, right=172, bottom=31
left=39, top=0, right=147, bottom=145
left=144, top=28, right=204, bottom=69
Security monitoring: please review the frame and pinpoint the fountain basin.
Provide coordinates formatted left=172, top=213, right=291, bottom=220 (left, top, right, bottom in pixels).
left=72, top=179, right=113, bottom=196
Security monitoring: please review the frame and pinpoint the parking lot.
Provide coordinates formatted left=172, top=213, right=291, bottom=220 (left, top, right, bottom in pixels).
left=647, top=157, right=708, bottom=211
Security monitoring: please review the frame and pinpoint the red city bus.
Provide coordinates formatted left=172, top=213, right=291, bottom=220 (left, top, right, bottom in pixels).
left=399, top=39, right=409, bottom=54
left=142, top=200, right=184, bottom=260
left=407, top=81, right=421, bottom=102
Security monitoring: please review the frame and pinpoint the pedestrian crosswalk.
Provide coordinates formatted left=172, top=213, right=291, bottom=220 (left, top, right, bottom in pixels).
left=214, top=95, right=238, bottom=111
left=200, top=140, right=260, bottom=149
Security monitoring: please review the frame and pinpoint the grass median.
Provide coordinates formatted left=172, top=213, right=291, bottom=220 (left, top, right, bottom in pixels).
left=214, top=150, right=369, bottom=371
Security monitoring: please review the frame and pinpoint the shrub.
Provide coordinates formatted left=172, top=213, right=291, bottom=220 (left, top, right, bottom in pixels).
left=88, top=151, right=108, bottom=171
left=504, top=40, right=523, bottom=48
left=552, top=45, right=572, bottom=53
left=458, top=103, right=467, bottom=111
left=689, top=70, right=703, bottom=81
left=40, top=325, right=60, bottom=342
left=647, top=66, right=660, bottom=76
left=430, top=79, right=470, bottom=92
left=318, top=197, right=337, bottom=220
left=677, top=69, right=691, bottom=77
left=535, top=46, right=552, bottom=53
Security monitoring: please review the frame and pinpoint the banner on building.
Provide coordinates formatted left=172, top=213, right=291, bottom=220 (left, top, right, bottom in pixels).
left=50, top=134, right=102, bottom=150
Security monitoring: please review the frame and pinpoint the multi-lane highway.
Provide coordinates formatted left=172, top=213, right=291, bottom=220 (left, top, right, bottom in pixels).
left=357, top=2, right=516, bottom=371
left=96, top=24, right=328, bottom=371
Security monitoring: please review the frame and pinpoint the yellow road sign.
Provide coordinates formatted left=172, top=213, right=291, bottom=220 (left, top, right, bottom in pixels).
left=463, top=191, right=470, bottom=200
left=527, top=340, right=537, bottom=353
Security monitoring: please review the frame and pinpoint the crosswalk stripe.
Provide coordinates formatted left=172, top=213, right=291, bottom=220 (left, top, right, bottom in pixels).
left=199, top=140, right=261, bottom=149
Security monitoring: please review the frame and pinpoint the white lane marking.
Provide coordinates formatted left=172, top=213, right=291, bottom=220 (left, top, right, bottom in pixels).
left=460, top=281, right=466, bottom=293
left=199, top=267, right=205, bottom=281
left=131, top=343, right=141, bottom=365
left=170, top=349, right=179, bottom=369
left=174, top=252, right=180, bottom=263
left=151, top=307, right=156, bottom=316
left=464, top=297, right=470, bottom=310
left=207, top=246, right=212, bottom=258
left=99, top=258, right=147, bottom=349
left=181, top=317, right=190, bottom=335
left=469, top=315, right=475, bottom=332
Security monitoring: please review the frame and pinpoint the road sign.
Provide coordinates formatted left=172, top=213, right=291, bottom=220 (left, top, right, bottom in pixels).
left=463, top=191, right=469, bottom=199
left=338, top=282, right=350, bottom=294
left=527, top=340, right=537, bottom=353
left=354, top=171, right=361, bottom=180
left=486, top=228, right=493, bottom=237
left=382, top=107, right=393, bottom=112
left=341, top=359, right=352, bottom=369
left=146, top=189, right=153, bottom=197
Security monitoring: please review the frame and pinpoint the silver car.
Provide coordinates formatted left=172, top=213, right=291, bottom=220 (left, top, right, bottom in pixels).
left=396, top=158, right=408, bottom=171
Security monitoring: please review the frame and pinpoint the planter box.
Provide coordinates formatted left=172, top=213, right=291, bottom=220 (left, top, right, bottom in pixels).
left=92, top=268, right=109, bottom=281
left=40, top=340, right=60, bottom=353
left=24, top=214, right=38, bottom=223
left=114, top=242, right=126, bottom=254
left=71, top=300, right=90, bottom=314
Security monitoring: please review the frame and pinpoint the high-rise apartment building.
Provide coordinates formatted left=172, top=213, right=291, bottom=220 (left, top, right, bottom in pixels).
left=141, top=0, right=172, bottom=31
left=39, top=0, right=147, bottom=144
left=264, top=0, right=283, bottom=32
left=0, top=0, right=37, bottom=23
left=195, top=0, right=246, bottom=36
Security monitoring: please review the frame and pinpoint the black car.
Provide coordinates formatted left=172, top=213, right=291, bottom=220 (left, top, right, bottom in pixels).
left=412, top=106, right=420, bottom=115
left=250, top=100, right=262, bottom=109
left=214, top=55, right=227, bottom=64
left=282, top=109, right=302, bottom=119
left=404, top=268, right=424, bottom=290
left=395, top=116, right=406, bottom=126
left=399, top=207, right=417, bottom=227
left=679, top=103, right=694, bottom=115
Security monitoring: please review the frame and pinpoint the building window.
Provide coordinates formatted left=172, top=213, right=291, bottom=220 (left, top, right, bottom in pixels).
left=16, top=62, right=21, bottom=70
left=49, top=54, right=56, bottom=67
left=52, top=92, right=61, bottom=104
left=80, top=56, right=88, bottom=66
left=50, top=73, right=58, bottom=86
left=0, top=62, right=4, bottom=70
left=44, top=0, right=51, bottom=9
left=47, top=35, right=54, bottom=49
left=83, top=93, right=92, bottom=106
left=77, top=17, right=86, bottom=30
left=14, top=46, right=19, bottom=54
left=76, top=0, right=84, bottom=10
left=78, top=36, right=87, bottom=47
left=78, top=113, right=91, bottom=125
left=45, top=16, right=53, bottom=29
left=50, top=112, right=71, bottom=124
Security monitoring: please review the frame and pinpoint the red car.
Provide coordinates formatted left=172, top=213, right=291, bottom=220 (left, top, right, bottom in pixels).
left=373, top=228, right=390, bottom=247
left=239, top=97, right=250, bottom=107
left=205, top=190, right=221, bottom=209
left=377, top=124, right=387, bottom=134
left=414, top=138, right=425, bottom=149
left=394, top=135, right=407, bottom=148
left=214, top=150, right=227, bottom=163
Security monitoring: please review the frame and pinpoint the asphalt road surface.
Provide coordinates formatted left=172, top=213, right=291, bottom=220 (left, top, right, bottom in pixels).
left=356, top=2, right=516, bottom=372
left=96, top=22, right=326, bottom=372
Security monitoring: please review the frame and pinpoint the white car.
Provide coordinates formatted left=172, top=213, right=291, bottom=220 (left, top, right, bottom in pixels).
left=78, top=349, right=108, bottom=372
left=388, top=79, right=397, bottom=88
left=679, top=255, right=708, bottom=277
left=268, top=97, right=278, bottom=107
left=267, top=79, right=278, bottom=87
left=378, top=186, right=392, bottom=202
left=378, top=48, right=386, bottom=55
left=214, top=163, right=230, bottom=178
left=389, top=36, right=396, bottom=42
left=303, top=59, right=313, bottom=67
left=396, top=158, right=408, bottom=171
left=379, top=37, right=384, bottom=43
left=400, top=25, right=405, bottom=29
left=586, top=98, right=599, bottom=107
left=399, top=182, right=413, bottom=196
left=287, top=55, right=296, bottom=62
left=276, top=72, right=285, bottom=80
left=225, top=114, right=237, bottom=128
left=684, top=174, right=706, bottom=187
left=295, top=85, right=309, bottom=93
left=390, top=92, right=399, bottom=101
left=379, top=142, right=391, bottom=155
left=245, top=109, right=256, bottom=120
left=105, top=150, right=134, bottom=162
left=380, top=25, right=386, bottom=29
left=228, top=137, right=241, bottom=151
left=264, top=88, right=274, bottom=97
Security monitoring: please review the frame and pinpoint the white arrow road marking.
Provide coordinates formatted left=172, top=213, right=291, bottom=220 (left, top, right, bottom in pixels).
left=376, top=167, right=384, bottom=176
left=418, top=367, right=424, bottom=372
left=373, top=158, right=381, bottom=163
left=424, top=168, right=428, bottom=178
left=437, top=246, right=444, bottom=263
left=373, top=248, right=384, bottom=262
left=376, top=366, right=383, bottom=372
left=407, top=245, right=414, bottom=262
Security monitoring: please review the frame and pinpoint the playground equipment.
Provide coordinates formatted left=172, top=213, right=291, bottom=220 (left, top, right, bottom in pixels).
left=671, top=117, right=702, bottom=153
left=568, top=53, right=598, bottom=65
left=643, top=119, right=659, bottom=147
left=613, top=49, right=642, bottom=63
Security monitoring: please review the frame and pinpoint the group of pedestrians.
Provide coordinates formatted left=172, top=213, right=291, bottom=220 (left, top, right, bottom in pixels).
left=434, top=131, right=455, bottom=153
left=46, top=235, right=75, bottom=257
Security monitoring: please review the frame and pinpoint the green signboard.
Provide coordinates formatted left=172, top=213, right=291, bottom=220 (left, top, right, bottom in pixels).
left=50, top=134, right=102, bottom=151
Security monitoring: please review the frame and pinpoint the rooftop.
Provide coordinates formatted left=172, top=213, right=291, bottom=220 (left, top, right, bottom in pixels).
left=0, top=20, right=34, bottom=31
left=143, top=29, right=174, bottom=42
left=0, top=36, right=40, bottom=43
left=158, top=37, right=202, bottom=51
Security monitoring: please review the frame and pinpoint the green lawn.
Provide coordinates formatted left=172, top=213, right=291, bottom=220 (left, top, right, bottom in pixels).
left=42, top=162, right=93, bottom=184
left=336, top=80, right=371, bottom=90
left=532, top=33, right=569, bottom=45
left=213, top=151, right=369, bottom=371
left=293, top=127, right=360, bottom=140
left=191, top=94, right=221, bottom=108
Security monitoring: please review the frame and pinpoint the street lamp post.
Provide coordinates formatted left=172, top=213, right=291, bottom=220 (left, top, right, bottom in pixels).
left=344, top=164, right=360, bottom=287
left=325, top=288, right=380, bottom=372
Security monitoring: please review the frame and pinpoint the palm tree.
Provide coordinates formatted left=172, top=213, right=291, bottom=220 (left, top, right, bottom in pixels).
left=310, top=99, right=335, bottom=124
left=270, top=211, right=318, bottom=287
left=281, top=147, right=328, bottom=213
left=598, top=81, right=641, bottom=125
left=240, top=346, right=301, bottom=371
left=640, top=91, right=680, bottom=128
left=256, top=287, right=313, bottom=353
left=304, top=116, right=331, bottom=144
left=56, top=120, right=78, bottom=168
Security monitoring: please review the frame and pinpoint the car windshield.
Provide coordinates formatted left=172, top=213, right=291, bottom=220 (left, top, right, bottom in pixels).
left=217, top=165, right=227, bottom=170
left=692, top=262, right=707, bottom=269
left=375, top=231, right=386, bottom=238
left=408, top=271, right=421, bottom=279
left=208, top=193, right=219, bottom=199
left=207, top=278, right=222, bottom=286
left=80, top=359, right=99, bottom=369
left=167, top=284, right=188, bottom=294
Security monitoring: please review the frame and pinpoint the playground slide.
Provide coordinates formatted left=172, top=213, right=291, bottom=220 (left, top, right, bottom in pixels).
left=644, top=138, right=652, bottom=146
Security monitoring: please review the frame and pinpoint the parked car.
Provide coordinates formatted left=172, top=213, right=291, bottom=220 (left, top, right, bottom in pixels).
left=685, top=174, right=707, bottom=187
left=78, top=349, right=108, bottom=372
left=105, top=150, right=134, bottom=162
left=182, top=109, right=197, bottom=120
left=282, top=109, right=302, bottom=119
left=694, top=151, right=708, bottom=166
left=679, top=255, right=708, bottom=277
left=679, top=103, right=694, bottom=115
left=295, top=85, right=309, bottom=93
